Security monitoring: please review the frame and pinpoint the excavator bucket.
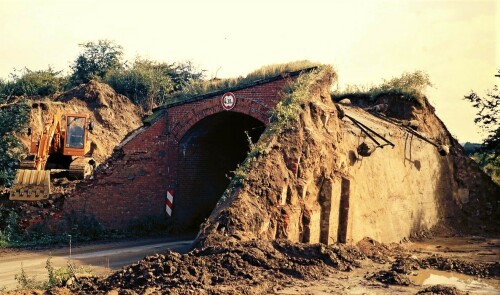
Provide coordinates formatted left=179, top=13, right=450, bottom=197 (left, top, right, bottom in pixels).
left=9, top=170, right=51, bottom=201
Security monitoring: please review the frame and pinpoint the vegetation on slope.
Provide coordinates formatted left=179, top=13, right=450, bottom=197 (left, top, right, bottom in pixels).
left=221, top=65, right=336, bottom=199
left=164, top=60, right=321, bottom=106
left=331, top=70, right=433, bottom=106
left=0, top=103, right=29, bottom=186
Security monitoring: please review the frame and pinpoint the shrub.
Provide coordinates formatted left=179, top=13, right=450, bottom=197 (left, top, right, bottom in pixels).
left=0, top=67, right=65, bottom=98
left=62, top=209, right=105, bottom=241
left=105, top=58, right=203, bottom=111
left=70, top=39, right=124, bottom=85
left=0, top=103, right=29, bottom=185
left=0, top=209, right=22, bottom=247
left=15, top=263, right=45, bottom=290
left=332, top=70, right=433, bottom=106
left=14, top=257, right=92, bottom=290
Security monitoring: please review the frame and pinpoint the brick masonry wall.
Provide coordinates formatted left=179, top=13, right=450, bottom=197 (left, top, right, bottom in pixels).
left=63, top=76, right=296, bottom=230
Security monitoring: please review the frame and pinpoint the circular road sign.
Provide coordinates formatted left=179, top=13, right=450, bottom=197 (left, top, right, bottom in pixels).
left=221, top=92, right=236, bottom=110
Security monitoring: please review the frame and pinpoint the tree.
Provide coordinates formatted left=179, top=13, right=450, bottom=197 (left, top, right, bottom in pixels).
left=464, top=69, right=499, bottom=184
left=70, top=40, right=123, bottom=85
left=464, top=69, right=499, bottom=160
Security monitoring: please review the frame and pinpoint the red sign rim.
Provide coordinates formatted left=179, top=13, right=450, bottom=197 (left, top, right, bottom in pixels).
left=221, top=92, right=236, bottom=110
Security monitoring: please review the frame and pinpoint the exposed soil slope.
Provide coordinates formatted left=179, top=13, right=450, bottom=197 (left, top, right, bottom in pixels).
left=195, top=68, right=499, bottom=248
left=24, top=81, right=142, bottom=164
left=1, top=81, right=142, bottom=229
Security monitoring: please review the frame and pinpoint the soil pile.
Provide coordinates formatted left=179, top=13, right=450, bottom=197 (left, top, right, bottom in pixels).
left=43, top=237, right=499, bottom=294
left=69, top=240, right=364, bottom=294
left=416, top=285, right=466, bottom=295
left=2, top=81, right=142, bottom=229
left=25, top=80, right=143, bottom=164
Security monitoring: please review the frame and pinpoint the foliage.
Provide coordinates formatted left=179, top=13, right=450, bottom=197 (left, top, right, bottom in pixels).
left=378, top=70, right=433, bottom=94
left=0, top=67, right=65, bottom=99
left=0, top=103, right=30, bottom=185
left=15, top=257, right=92, bottom=290
left=105, top=58, right=203, bottom=111
left=167, top=60, right=320, bottom=106
left=0, top=209, right=21, bottom=247
left=332, top=70, right=433, bottom=106
left=0, top=206, right=108, bottom=248
left=0, top=208, right=65, bottom=248
left=266, top=65, right=336, bottom=134
left=70, top=39, right=124, bottom=85
left=464, top=70, right=500, bottom=184
left=15, top=263, right=45, bottom=290
left=62, top=209, right=105, bottom=241
left=464, top=70, right=499, bottom=160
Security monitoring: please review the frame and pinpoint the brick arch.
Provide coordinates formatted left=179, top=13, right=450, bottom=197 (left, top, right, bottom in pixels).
left=170, top=97, right=271, bottom=142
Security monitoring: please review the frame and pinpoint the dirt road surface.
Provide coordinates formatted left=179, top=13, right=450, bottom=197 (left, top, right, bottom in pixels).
left=0, top=236, right=194, bottom=290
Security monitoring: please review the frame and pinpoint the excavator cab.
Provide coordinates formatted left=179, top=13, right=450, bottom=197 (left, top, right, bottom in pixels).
left=64, top=115, right=88, bottom=153
left=10, top=112, right=93, bottom=201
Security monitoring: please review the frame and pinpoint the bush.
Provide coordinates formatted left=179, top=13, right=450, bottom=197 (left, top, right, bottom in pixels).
left=332, top=70, right=433, bottom=106
left=62, top=209, right=105, bottom=241
left=15, top=257, right=92, bottom=290
left=0, top=103, right=29, bottom=185
left=105, top=58, right=203, bottom=111
left=0, top=209, right=22, bottom=247
left=0, top=67, right=65, bottom=98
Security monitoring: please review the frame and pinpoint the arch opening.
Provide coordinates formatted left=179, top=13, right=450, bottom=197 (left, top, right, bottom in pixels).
left=176, top=111, right=266, bottom=231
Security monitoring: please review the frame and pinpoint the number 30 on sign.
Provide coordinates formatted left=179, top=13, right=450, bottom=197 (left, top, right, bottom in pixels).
left=221, top=92, right=236, bottom=110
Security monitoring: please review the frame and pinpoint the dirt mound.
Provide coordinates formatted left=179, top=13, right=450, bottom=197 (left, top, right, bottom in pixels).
left=23, top=80, right=142, bottom=164
left=416, top=285, right=466, bottom=295
left=68, top=240, right=363, bottom=294
left=356, top=237, right=395, bottom=263
left=195, top=67, right=499, bottom=249
left=367, top=270, right=412, bottom=286
left=3, top=81, right=142, bottom=230
left=418, top=255, right=500, bottom=277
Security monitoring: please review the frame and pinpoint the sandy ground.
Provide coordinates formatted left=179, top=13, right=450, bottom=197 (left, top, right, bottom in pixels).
left=0, top=236, right=194, bottom=291
left=277, top=236, right=500, bottom=295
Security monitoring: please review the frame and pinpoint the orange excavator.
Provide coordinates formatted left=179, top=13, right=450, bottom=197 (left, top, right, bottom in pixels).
left=9, top=110, right=95, bottom=201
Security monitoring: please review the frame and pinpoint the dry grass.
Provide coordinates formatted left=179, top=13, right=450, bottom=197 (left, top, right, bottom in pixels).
left=165, top=60, right=321, bottom=106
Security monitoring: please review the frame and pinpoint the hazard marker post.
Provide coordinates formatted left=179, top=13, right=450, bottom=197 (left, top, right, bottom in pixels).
left=166, top=190, right=174, bottom=216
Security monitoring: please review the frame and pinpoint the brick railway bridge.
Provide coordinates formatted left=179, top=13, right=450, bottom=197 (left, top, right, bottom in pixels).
left=64, top=68, right=313, bottom=231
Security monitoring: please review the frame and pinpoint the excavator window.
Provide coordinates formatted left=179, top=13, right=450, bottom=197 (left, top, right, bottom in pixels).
left=67, top=116, right=85, bottom=148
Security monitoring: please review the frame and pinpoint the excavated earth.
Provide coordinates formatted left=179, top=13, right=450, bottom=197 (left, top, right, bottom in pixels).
left=4, top=237, right=498, bottom=294
left=0, top=81, right=142, bottom=229
left=2, top=70, right=499, bottom=294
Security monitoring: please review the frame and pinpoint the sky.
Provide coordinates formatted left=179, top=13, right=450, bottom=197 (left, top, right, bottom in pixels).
left=0, top=0, right=498, bottom=142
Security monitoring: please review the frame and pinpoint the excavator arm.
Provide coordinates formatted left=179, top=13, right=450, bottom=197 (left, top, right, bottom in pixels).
left=9, top=110, right=62, bottom=201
